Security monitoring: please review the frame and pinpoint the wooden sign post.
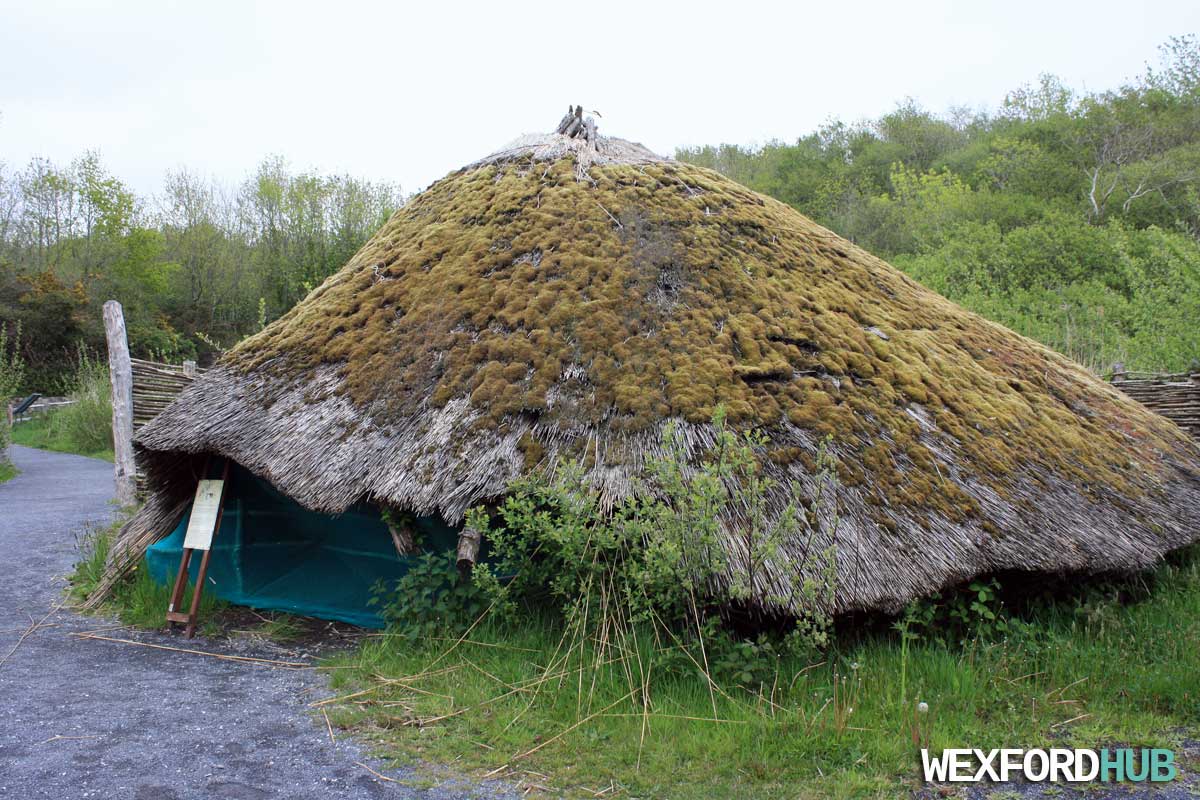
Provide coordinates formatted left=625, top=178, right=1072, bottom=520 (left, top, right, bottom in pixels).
left=167, top=458, right=230, bottom=637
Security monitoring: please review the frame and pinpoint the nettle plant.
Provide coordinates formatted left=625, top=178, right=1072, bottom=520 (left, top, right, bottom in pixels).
left=371, top=550, right=488, bottom=638
left=465, top=408, right=840, bottom=654
left=897, top=577, right=1010, bottom=647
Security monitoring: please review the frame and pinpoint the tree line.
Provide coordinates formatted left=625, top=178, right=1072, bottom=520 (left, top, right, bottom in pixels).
left=0, top=151, right=403, bottom=392
left=3, top=36, right=1199, bottom=394
left=678, top=36, right=1200, bottom=374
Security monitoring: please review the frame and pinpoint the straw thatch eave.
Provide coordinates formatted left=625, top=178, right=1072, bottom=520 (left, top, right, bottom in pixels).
left=121, top=362, right=1200, bottom=616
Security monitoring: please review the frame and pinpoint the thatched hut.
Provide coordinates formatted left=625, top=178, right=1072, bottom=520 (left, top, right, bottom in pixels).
left=91, top=112, right=1200, bottom=622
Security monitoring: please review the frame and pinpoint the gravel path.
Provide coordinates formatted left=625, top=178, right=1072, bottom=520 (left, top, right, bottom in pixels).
left=0, top=445, right=509, bottom=800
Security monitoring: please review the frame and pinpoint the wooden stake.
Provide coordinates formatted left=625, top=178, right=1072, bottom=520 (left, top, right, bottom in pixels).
left=167, top=455, right=206, bottom=620
left=456, top=526, right=481, bottom=574
left=166, top=548, right=193, bottom=614
left=103, top=300, right=136, bottom=507
left=184, top=548, right=214, bottom=638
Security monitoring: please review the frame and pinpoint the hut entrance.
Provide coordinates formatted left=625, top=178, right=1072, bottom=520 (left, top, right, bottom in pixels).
left=144, top=462, right=459, bottom=627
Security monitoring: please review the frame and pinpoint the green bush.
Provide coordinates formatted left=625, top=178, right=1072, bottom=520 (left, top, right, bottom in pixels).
left=0, top=324, right=26, bottom=466
left=370, top=550, right=488, bottom=639
left=465, top=409, right=839, bottom=658
left=366, top=408, right=841, bottom=699
left=48, top=348, right=113, bottom=456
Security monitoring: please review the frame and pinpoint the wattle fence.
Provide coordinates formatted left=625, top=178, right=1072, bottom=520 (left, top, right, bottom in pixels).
left=132, top=358, right=203, bottom=433
left=1110, top=369, right=1200, bottom=443
left=131, top=357, right=204, bottom=496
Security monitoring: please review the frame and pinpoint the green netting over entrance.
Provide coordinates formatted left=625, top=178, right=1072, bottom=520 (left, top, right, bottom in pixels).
left=145, top=462, right=459, bottom=627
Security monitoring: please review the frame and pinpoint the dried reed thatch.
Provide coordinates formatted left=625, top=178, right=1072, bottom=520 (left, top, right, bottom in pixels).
left=89, top=111, right=1200, bottom=614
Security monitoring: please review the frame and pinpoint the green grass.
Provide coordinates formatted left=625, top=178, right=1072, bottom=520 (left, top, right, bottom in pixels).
left=0, top=459, right=16, bottom=483
left=11, top=413, right=114, bottom=461
left=69, top=515, right=227, bottom=635
left=67, top=501, right=1200, bottom=797
left=11, top=351, right=115, bottom=462
left=12, top=412, right=114, bottom=462
left=320, top=550, right=1200, bottom=798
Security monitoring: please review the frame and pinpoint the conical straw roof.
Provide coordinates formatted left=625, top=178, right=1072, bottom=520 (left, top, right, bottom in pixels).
left=107, top=113, right=1200, bottom=614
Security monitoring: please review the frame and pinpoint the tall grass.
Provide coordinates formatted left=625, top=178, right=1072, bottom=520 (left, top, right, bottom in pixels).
left=1, top=323, right=26, bottom=469
left=12, top=347, right=113, bottom=460
left=49, top=348, right=113, bottom=454
left=70, top=516, right=227, bottom=630
left=320, top=548, right=1200, bottom=798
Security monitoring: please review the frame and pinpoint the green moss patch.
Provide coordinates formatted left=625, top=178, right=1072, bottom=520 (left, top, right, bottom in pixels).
left=225, top=158, right=1194, bottom=521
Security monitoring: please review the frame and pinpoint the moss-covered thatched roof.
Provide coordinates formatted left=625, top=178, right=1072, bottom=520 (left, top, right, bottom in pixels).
left=105, top=125, right=1200, bottom=615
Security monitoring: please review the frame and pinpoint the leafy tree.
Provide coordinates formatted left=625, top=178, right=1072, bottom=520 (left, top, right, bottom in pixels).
left=678, top=34, right=1200, bottom=373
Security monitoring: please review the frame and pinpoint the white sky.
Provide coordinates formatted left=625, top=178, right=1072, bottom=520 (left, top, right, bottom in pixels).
left=2, top=0, right=1198, bottom=197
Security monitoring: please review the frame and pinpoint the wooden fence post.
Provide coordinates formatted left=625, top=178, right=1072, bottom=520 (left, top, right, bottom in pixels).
left=103, top=301, right=137, bottom=507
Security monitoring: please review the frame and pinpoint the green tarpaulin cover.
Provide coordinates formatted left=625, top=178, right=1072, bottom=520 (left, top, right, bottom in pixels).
left=145, top=463, right=459, bottom=627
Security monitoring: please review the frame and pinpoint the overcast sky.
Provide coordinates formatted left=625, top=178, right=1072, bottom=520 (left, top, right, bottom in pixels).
left=2, top=0, right=1198, bottom=198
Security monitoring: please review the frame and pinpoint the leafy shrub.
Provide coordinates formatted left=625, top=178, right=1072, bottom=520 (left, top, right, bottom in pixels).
left=370, top=550, right=488, bottom=639
left=0, top=324, right=25, bottom=464
left=703, top=624, right=789, bottom=688
left=466, top=409, right=839, bottom=660
left=899, top=577, right=1009, bottom=646
left=48, top=347, right=113, bottom=456
left=367, top=409, right=841, bottom=691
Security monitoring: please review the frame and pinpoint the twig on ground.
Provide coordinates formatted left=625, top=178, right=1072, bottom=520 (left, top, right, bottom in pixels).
left=1051, top=713, right=1092, bottom=729
left=310, top=685, right=382, bottom=708
left=0, top=601, right=64, bottom=668
left=75, top=624, right=133, bottom=636
left=1001, top=670, right=1045, bottom=685
left=70, top=633, right=308, bottom=668
left=0, top=623, right=60, bottom=635
left=596, top=712, right=746, bottom=723
left=322, top=708, right=336, bottom=747
left=512, top=689, right=637, bottom=761
left=1047, top=677, right=1088, bottom=698
left=354, top=761, right=396, bottom=783
left=38, top=734, right=101, bottom=745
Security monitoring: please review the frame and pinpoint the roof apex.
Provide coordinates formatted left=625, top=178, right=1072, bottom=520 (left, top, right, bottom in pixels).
left=471, top=106, right=668, bottom=174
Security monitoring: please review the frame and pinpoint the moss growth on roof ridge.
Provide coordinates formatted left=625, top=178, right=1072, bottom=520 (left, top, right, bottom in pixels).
left=226, top=158, right=1194, bottom=520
